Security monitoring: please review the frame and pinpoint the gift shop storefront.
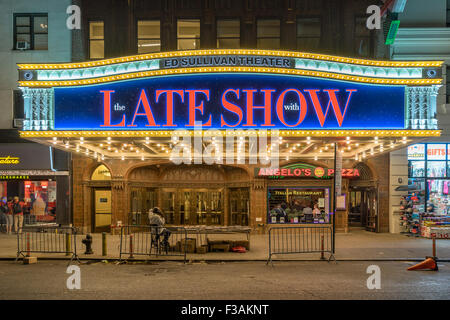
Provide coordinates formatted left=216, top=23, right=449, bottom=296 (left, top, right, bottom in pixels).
left=16, top=49, right=443, bottom=233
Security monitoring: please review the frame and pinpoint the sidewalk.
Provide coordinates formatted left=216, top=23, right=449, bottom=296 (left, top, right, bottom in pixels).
left=1, top=228, right=449, bottom=261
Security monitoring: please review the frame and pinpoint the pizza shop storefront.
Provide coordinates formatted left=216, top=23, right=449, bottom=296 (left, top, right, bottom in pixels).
left=17, top=49, right=443, bottom=233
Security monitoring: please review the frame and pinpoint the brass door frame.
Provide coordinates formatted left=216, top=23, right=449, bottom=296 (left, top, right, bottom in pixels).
left=161, top=187, right=224, bottom=225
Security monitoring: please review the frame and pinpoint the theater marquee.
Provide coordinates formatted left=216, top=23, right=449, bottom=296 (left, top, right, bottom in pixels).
left=16, top=49, right=443, bottom=161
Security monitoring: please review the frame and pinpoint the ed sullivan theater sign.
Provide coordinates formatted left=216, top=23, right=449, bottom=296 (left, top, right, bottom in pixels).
left=17, top=50, right=443, bottom=134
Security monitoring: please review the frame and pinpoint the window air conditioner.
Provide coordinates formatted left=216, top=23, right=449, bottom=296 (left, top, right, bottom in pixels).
left=13, top=118, right=24, bottom=128
left=16, top=41, right=30, bottom=50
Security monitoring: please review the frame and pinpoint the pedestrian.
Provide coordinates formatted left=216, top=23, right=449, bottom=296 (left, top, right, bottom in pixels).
left=0, top=197, right=12, bottom=234
left=12, top=196, right=24, bottom=234
left=148, top=207, right=171, bottom=246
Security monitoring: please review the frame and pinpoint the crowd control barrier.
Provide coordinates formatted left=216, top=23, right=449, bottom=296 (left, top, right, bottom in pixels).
left=16, top=226, right=80, bottom=265
left=119, top=225, right=188, bottom=263
left=267, top=225, right=335, bottom=265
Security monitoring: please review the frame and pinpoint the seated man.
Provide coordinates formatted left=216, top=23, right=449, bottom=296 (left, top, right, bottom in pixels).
left=148, top=207, right=171, bottom=248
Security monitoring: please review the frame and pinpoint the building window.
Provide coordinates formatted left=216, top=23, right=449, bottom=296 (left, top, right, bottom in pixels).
left=89, top=21, right=104, bottom=59
left=354, top=16, right=372, bottom=57
left=447, top=66, right=450, bottom=104
left=217, top=19, right=240, bottom=48
left=137, top=20, right=160, bottom=53
left=13, top=14, right=48, bottom=50
left=257, top=19, right=280, bottom=49
left=268, top=187, right=330, bottom=224
left=177, top=19, right=200, bottom=50
left=296, top=17, right=321, bottom=51
left=447, top=0, right=450, bottom=27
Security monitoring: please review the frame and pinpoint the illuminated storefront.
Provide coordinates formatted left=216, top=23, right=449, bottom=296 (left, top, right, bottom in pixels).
left=0, top=143, right=69, bottom=225
left=16, top=49, right=444, bottom=233
left=408, top=143, right=450, bottom=215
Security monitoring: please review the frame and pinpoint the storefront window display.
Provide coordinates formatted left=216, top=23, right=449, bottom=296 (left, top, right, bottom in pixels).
left=0, top=179, right=57, bottom=224
left=268, top=187, right=330, bottom=224
left=408, top=143, right=450, bottom=212
left=407, top=144, right=450, bottom=238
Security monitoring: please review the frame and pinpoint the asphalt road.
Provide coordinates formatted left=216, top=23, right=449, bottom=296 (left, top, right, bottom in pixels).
left=0, top=260, right=449, bottom=300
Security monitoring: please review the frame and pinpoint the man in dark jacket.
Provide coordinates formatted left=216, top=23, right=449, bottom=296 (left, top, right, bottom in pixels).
left=12, top=196, right=24, bottom=233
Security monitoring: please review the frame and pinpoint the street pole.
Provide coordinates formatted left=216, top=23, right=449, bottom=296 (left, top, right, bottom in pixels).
left=332, top=144, right=336, bottom=254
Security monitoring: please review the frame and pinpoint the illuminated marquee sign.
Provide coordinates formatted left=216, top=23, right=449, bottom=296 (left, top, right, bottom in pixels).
left=257, top=163, right=360, bottom=179
left=54, top=73, right=405, bottom=130
left=0, top=175, right=30, bottom=180
left=161, top=55, right=293, bottom=69
left=0, top=156, right=20, bottom=165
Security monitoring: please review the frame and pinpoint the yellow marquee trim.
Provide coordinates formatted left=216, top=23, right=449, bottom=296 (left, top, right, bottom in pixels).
left=17, top=49, right=444, bottom=70
left=18, top=66, right=443, bottom=87
left=20, top=130, right=442, bottom=138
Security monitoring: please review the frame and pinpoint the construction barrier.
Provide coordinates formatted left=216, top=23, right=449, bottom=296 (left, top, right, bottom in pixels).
left=267, top=225, right=335, bottom=265
left=119, top=225, right=188, bottom=263
left=15, top=226, right=80, bottom=264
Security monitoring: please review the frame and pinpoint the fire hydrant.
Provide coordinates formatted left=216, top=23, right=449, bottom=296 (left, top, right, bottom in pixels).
left=82, top=234, right=94, bottom=254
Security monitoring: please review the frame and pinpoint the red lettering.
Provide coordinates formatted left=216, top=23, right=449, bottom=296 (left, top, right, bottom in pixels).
left=304, top=169, right=311, bottom=176
left=276, top=89, right=307, bottom=127
left=128, top=89, right=159, bottom=127
left=327, top=169, right=334, bottom=176
left=274, top=169, right=280, bottom=176
left=242, top=89, right=275, bottom=127
left=354, top=168, right=360, bottom=177
left=287, top=169, right=294, bottom=176
left=221, top=89, right=243, bottom=127
left=281, top=168, right=287, bottom=176
left=186, top=90, right=211, bottom=127
left=305, top=89, right=357, bottom=127
left=155, top=90, right=184, bottom=127
left=100, top=90, right=125, bottom=127
left=294, top=169, right=301, bottom=176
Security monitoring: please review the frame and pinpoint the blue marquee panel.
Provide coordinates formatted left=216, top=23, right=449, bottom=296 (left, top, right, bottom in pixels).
left=54, top=73, right=406, bottom=130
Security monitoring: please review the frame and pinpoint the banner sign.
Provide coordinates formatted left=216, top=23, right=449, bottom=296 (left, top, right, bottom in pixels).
left=0, top=144, right=53, bottom=170
left=256, top=162, right=359, bottom=179
left=54, top=73, right=405, bottom=130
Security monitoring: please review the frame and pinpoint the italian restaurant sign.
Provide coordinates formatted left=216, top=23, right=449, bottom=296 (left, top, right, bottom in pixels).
left=257, top=163, right=360, bottom=179
left=54, top=73, right=405, bottom=130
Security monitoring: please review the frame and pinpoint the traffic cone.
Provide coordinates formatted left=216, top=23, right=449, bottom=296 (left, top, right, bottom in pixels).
left=407, top=257, right=438, bottom=271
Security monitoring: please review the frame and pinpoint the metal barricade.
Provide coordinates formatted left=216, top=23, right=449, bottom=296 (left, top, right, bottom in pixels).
left=16, top=226, right=80, bottom=264
left=267, top=225, right=335, bottom=265
left=119, top=225, right=188, bottom=263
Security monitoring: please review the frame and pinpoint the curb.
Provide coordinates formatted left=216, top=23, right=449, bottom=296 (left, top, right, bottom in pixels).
left=2, top=257, right=450, bottom=263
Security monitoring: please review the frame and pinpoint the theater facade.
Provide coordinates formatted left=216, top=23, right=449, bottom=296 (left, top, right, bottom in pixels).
left=17, top=49, right=443, bottom=233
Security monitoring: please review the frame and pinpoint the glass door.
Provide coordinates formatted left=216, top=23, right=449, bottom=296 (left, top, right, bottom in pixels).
left=130, top=187, right=157, bottom=225
left=210, top=190, right=223, bottom=225
left=349, top=191, right=362, bottom=226
left=365, top=189, right=378, bottom=232
left=230, top=188, right=249, bottom=226
left=162, top=189, right=176, bottom=224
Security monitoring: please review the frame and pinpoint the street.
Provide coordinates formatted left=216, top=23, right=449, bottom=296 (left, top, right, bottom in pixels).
left=0, top=260, right=448, bottom=300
